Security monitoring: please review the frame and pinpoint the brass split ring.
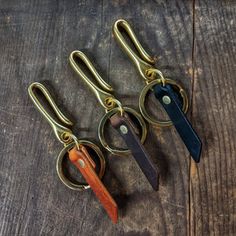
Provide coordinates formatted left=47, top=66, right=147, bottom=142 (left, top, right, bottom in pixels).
left=139, top=79, right=189, bottom=127
left=56, top=140, right=105, bottom=190
left=98, top=107, right=147, bottom=155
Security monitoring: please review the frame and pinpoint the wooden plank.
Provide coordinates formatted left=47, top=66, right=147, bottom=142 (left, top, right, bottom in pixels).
left=0, top=0, right=194, bottom=235
left=190, top=0, right=236, bottom=235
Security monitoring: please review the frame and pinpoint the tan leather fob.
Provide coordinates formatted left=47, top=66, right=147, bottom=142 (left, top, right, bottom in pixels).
left=69, top=146, right=118, bottom=223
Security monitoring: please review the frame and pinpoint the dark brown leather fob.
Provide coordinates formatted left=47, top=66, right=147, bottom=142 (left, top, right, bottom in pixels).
left=110, top=113, right=159, bottom=190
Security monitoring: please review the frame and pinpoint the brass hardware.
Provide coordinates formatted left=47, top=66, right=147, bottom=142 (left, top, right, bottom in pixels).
left=139, top=79, right=188, bottom=127
left=113, top=19, right=155, bottom=83
left=162, top=96, right=171, bottom=105
left=98, top=107, right=147, bottom=155
left=78, top=159, right=85, bottom=168
left=28, top=82, right=73, bottom=145
left=69, top=51, right=147, bottom=155
left=69, top=51, right=116, bottom=111
left=113, top=19, right=189, bottom=127
left=120, top=125, right=128, bottom=134
left=28, top=82, right=105, bottom=190
left=56, top=141, right=105, bottom=190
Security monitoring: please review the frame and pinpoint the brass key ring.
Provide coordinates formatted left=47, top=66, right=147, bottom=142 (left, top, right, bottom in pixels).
left=139, top=78, right=188, bottom=127
left=98, top=106, right=146, bottom=154
left=57, top=140, right=105, bottom=190
left=28, top=82, right=105, bottom=190
left=113, top=19, right=188, bottom=127
left=69, top=51, right=147, bottom=155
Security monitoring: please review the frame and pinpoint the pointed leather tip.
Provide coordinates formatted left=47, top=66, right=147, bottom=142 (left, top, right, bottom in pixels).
left=150, top=172, right=159, bottom=191
left=111, top=213, right=118, bottom=224
left=109, top=205, right=118, bottom=224
left=192, top=143, right=202, bottom=163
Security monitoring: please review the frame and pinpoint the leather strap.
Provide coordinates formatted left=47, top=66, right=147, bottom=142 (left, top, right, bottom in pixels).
left=110, top=113, right=159, bottom=190
left=69, top=146, right=118, bottom=223
left=154, top=84, right=202, bottom=162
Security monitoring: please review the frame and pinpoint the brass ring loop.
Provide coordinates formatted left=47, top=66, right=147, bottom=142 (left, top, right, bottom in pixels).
left=98, top=107, right=147, bottom=155
left=106, top=98, right=124, bottom=116
left=139, top=79, right=188, bottom=127
left=56, top=140, right=105, bottom=190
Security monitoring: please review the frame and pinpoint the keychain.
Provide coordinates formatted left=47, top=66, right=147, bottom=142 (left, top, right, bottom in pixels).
left=69, top=51, right=159, bottom=190
left=113, top=19, right=202, bottom=163
left=28, top=82, right=118, bottom=223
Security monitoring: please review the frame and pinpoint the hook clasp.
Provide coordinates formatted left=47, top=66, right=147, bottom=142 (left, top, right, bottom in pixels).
left=113, top=19, right=157, bottom=83
left=69, top=51, right=117, bottom=111
left=28, top=82, right=73, bottom=145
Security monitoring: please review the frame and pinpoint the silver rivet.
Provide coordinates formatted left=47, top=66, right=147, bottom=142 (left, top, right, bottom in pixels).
left=77, top=159, right=85, bottom=168
left=120, top=125, right=128, bottom=134
left=162, top=95, right=171, bottom=104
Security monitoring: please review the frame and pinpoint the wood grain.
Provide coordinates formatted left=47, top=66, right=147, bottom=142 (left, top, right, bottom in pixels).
left=0, top=0, right=234, bottom=235
left=190, top=0, right=236, bottom=235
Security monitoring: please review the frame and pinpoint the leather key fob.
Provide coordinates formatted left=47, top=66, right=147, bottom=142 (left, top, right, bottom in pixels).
left=69, top=146, right=118, bottom=223
left=154, top=84, right=202, bottom=162
left=110, top=113, right=159, bottom=190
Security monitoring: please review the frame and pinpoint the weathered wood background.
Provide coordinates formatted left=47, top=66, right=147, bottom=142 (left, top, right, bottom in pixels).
left=0, top=0, right=235, bottom=235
